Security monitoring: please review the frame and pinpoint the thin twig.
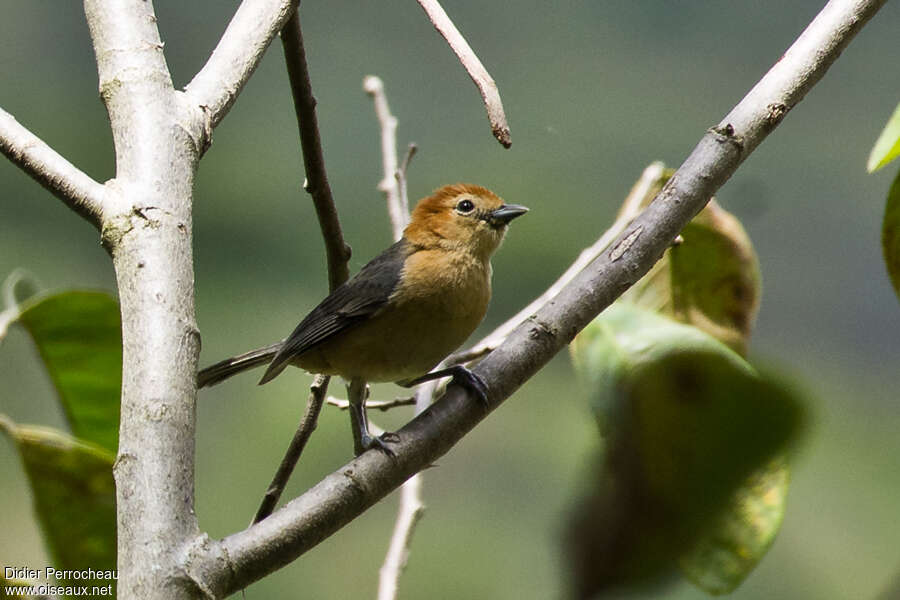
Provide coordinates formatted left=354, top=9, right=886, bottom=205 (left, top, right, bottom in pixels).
left=415, top=0, right=511, bottom=148
left=252, top=374, right=329, bottom=525
left=0, top=107, right=109, bottom=230
left=396, top=143, right=417, bottom=225
left=186, top=1, right=888, bottom=593
left=251, top=3, right=352, bottom=525
left=282, top=5, right=351, bottom=290
left=184, top=0, right=296, bottom=135
left=447, top=161, right=668, bottom=366
left=364, top=75, right=411, bottom=240
left=363, top=75, right=428, bottom=600
left=326, top=396, right=416, bottom=411
left=377, top=450, right=426, bottom=600
left=375, top=376, right=437, bottom=600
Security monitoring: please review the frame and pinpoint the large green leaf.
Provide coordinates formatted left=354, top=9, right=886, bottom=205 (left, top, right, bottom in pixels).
left=868, top=101, right=900, bottom=173
left=0, top=415, right=116, bottom=594
left=16, top=291, right=122, bottom=453
left=621, top=199, right=761, bottom=355
left=570, top=303, right=751, bottom=425
left=568, top=304, right=804, bottom=596
left=882, top=169, right=900, bottom=305
left=678, top=457, right=790, bottom=595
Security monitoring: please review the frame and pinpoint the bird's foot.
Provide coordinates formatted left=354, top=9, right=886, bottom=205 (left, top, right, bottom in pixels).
left=448, top=366, right=489, bottom=407
left=358, top=431, right=399, bottom=457
left=402, top=365, right=490, bottom=407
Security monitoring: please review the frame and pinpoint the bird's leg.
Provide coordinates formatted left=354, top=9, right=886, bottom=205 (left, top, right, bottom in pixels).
left=401, top=365, right=490, bottom=407
left=346, top=377, right=396, bottom=457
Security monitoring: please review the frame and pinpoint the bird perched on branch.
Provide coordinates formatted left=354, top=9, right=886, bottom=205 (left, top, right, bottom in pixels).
left=198, top=183, right=527, bottom=455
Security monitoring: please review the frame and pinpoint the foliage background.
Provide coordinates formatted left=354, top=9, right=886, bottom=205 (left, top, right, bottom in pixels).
left=2, top=1, right=899, bottom=598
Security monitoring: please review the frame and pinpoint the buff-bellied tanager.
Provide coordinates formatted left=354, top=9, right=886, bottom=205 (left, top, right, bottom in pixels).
left=198, top=183, right=527, bottom=455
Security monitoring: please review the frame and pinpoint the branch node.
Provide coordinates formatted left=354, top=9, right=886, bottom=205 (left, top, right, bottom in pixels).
left=766, top=102, right=789, bottom=125
left=609, top=226, right=643, bottom=262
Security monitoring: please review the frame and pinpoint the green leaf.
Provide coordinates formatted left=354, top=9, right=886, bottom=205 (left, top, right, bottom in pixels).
left=622, top=199, right=761, bottom=355
left=570, top=303, right=750, bottom=425
left=622, top=342, right=802, bottom=521
left=568, top=305, right=805, bottom=596
left=868, top=101, right=900, bottom=173
left=16, top=291, right=122, bottom=453
left=679, top=458, right=789, bottom=595
left=0, top=415, right=116, bottom=591
left=882, top=169, right=900, bottom=304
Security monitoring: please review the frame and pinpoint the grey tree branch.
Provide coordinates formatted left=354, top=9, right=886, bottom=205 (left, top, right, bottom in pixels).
left=415, top=0, right=511, bottom=148
left=281, top=4, right=351, bottom=290
left=182, top=0, right=887, bottom=594
left=0, top=106, right=109, bottom=230
left=83, top=1, right=203, bottom=598
left=183, top=0, right=297, bottom=136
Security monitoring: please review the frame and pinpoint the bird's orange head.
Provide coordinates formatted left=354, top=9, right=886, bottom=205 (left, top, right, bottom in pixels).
left=404, top=184, right=528, bottom=261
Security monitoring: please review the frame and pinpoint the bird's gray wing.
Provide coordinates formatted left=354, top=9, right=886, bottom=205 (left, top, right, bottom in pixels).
left=259, top=239, right=413, bottom=383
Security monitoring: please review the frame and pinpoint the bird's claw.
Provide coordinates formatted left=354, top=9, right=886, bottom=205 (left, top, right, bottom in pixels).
left=402, top=365, right=491, bottom=407
left=359, top=432, right=397, bottom=457
left=449, top=367, right=490, bottom=407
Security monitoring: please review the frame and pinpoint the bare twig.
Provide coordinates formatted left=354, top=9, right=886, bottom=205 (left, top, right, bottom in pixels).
left=376, top=376, right=436, bottom=600
left=378, top=451, right=426, bottom=600
left=415, top=0, right=511, bottom=148
left=361, top=76, right=429, bottom=599
left=364, top=75, right=412, bottom=240
left=252, top=374, right=329, bottom=524
left=447, top=161, right=667, bottom=366
left=397, top=142, right=418, bottom=223
left=251, top=3, right=353, bottom=525
left=327, top=396, right=416, bottom=412
left=183, top=0, right=296, bottom=135
left=0, top=107, right=109, bottom=229
left=362, top=74, right=430, bottom=598
left=182, top=1, right=887, bottom=594
left=282, top=6, right=351, bottom=290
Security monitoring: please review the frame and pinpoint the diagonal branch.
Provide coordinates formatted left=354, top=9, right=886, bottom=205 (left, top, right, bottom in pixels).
left=0, top=107, right=109, bottom=230
left=184, top=0, right=887, bottom=594
left=184, top=0, right=297, bottom=135
left=416, top=0, right=511, bottom=148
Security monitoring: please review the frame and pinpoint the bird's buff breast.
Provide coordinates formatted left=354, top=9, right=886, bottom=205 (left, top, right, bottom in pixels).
left=294, top=249, right=491, bottom=382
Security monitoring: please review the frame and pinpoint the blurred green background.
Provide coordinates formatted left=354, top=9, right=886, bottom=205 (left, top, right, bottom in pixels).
left=2, top=1, right=900, bottom=598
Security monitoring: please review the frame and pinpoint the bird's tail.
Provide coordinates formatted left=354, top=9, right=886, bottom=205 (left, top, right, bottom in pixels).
left=197, top=342, right=282, bottom=388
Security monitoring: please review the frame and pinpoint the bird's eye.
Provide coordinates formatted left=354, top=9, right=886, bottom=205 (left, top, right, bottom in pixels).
left=456, top=198, right=476, bottom=214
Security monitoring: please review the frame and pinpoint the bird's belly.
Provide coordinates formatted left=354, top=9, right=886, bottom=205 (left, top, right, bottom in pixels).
left=295, top=291, right=484, bottom=382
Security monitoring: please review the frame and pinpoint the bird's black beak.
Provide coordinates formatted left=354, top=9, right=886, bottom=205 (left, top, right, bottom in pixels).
left=488, top=204, right=529, bottom=227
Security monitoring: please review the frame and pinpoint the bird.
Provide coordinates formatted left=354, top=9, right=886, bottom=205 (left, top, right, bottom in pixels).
left=197, top=183, right=527, bottom=455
